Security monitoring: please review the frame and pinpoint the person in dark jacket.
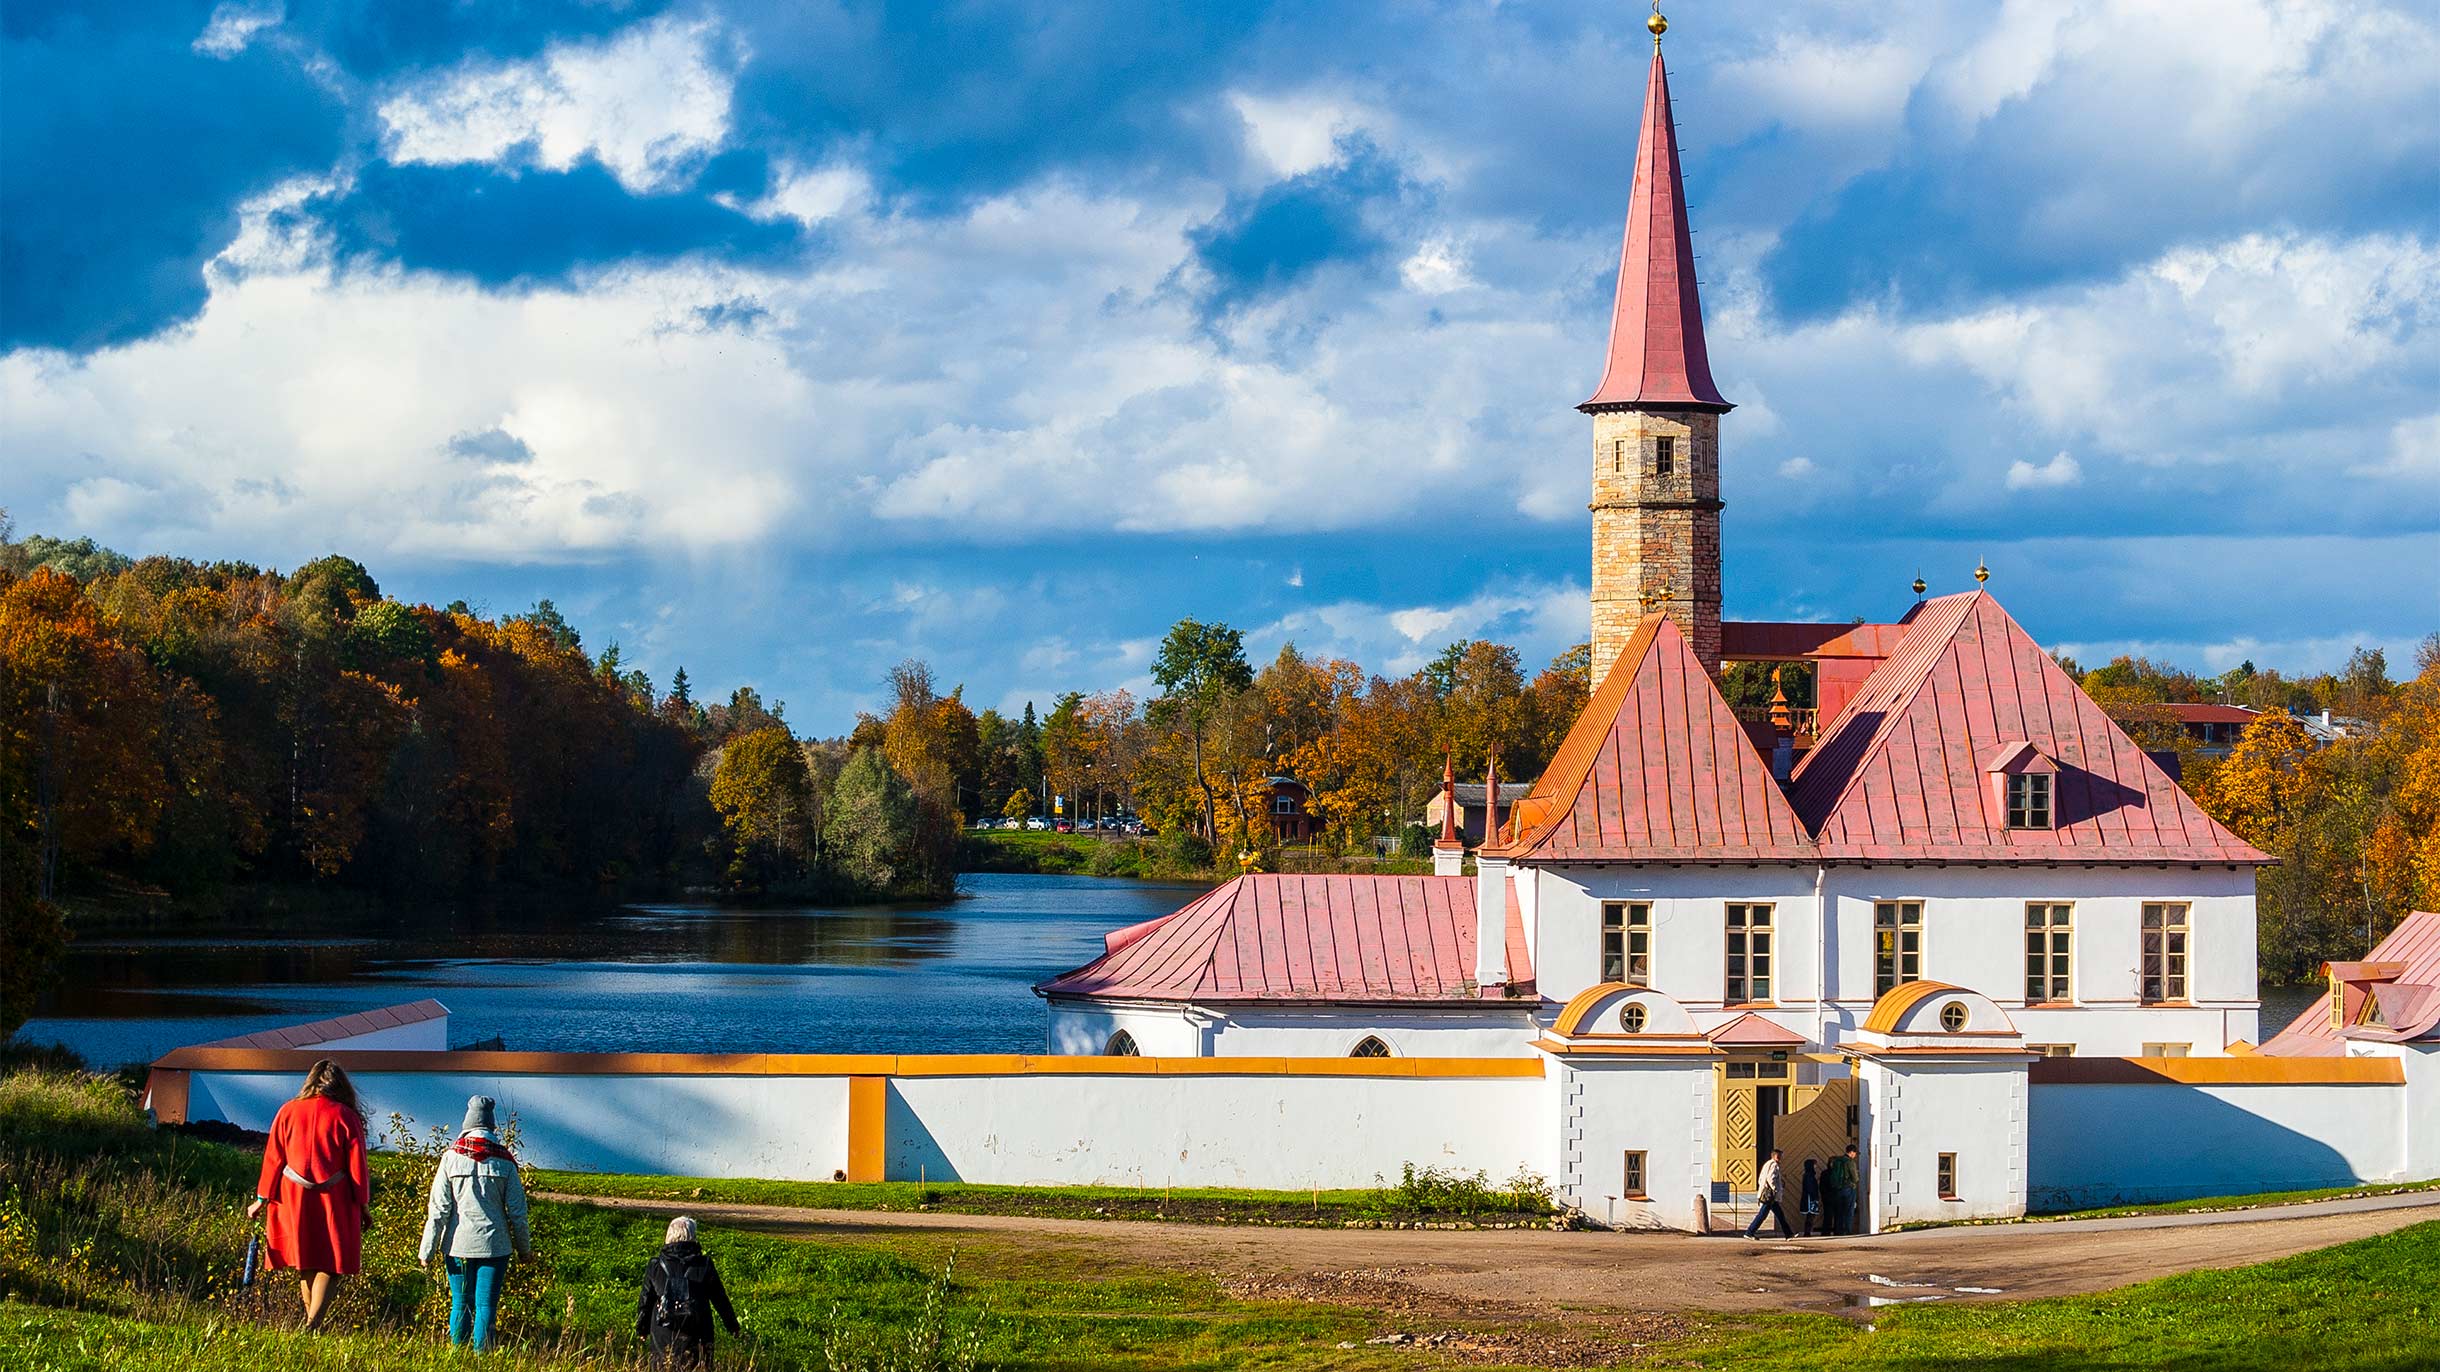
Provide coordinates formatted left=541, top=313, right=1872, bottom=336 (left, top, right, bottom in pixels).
left=1799, top=1158, right=1822, bottom=1238
left=1824, top=1144, right=1860, bottom=1236
left=636, top=1217, right=739, bottom=1369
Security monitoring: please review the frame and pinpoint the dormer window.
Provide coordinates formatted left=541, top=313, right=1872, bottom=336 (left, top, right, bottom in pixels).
left=1653, top=436, right=1675, bottom=477
left=1986, top=742, right=2058, bottom=830
left=2007, top=773, right=2052, bottom=829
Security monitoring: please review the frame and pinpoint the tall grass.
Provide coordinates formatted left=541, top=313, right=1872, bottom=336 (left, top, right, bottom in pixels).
left=0, top=1068, right=993, bottom=1369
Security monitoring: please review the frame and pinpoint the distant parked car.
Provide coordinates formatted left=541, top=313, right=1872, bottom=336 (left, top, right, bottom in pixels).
left=1054, top=820, right=1075, bottom=833
left=1024, top=818, right=1049, bottom=831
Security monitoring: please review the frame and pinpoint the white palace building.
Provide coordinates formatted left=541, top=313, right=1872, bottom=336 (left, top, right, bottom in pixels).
left=145, top=14, right=2440, bottom=1233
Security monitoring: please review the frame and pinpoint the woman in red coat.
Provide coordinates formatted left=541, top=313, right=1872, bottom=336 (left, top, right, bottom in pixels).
left=246, top=1059, right=371, bottom=1330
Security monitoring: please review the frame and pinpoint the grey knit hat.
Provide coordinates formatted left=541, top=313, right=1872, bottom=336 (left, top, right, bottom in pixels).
left=461, top=1095, right=496, bottom=1132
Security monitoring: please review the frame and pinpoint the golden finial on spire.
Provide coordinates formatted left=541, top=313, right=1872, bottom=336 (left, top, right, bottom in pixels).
left=1911, top=572, right=1927, bottom=597
left=1649, top=2, right=1667, bottom=46
left=1973, top=559, right=1990, bottom=585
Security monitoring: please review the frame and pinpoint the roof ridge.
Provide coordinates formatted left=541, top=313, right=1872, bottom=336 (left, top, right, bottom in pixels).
left=1795, top=591, right=1981, bottom=838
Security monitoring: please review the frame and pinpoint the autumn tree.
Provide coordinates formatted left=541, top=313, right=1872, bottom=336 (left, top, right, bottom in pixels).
left=708, top=726, right=816, bottom=886
left=1148, top=618, right=1253, bottom=841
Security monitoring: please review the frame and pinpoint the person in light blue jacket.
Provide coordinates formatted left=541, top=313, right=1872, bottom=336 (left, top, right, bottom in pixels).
left=418, top=1095, right=532, bottom=1350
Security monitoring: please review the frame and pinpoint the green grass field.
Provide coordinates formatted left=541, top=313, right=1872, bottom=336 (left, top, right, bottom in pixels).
left=529, top=1166, right=1556, bottom=1226
left=6, top=1065, right=2437, bottom=1370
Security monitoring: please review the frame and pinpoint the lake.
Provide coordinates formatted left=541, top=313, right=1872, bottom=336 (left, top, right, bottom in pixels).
left=22, top=873, right=1206, bottom=1069
left=23, top=870, right=2330, bottom=1068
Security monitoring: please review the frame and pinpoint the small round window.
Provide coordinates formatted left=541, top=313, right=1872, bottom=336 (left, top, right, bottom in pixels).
left=1105, top=1029, right=1140, bottom=1056
left=1938, top=1001, right=1969, bottom=1032
left=1350, top=1036, right=1392, bottom=1058
left=1619, top=1002, right=1649, bottom=1034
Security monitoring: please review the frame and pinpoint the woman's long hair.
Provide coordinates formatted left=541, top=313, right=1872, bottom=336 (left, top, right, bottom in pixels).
left=296, top=1059, right=363, bottom=1122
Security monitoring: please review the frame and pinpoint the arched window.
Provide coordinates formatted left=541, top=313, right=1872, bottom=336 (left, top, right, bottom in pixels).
left=1938, top=1001, right=1969, bottom=1032
left=1349, top=1036, right=1392, bottom=1059
left=1618, top=1002, right=1649, bottom=1034
left=1104, top=1029, right=1140, bottom=1056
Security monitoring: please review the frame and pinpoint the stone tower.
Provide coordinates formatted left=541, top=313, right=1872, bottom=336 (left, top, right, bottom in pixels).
left=1581, top=23, right=1731, bottom=678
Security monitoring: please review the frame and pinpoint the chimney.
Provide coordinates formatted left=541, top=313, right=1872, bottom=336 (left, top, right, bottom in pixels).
left=1473, top=746, right=1510, bottom=989
left=1432, top=750, right=1465, bottom=876
left=1768, top=668, right=1795, bottom=785
left=1482, top=746, right=1502, bottom=845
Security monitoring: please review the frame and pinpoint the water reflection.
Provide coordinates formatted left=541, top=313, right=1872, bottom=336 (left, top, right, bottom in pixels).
left=25, top=874, right=1204, bottom=1067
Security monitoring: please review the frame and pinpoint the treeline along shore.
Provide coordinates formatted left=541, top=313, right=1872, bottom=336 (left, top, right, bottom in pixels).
left=0, top=527, right=992, bottom=1038
left=4, top=521, right=2436, bottom=1043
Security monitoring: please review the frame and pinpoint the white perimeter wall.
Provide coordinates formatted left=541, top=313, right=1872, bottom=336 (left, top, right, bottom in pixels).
left=176, top=1066, right=1547, bottom=1193
left=1553, top=1059, right=1712, bottom=1231
left=2028, top=1079, right=2406, bottom=1209
left=185, top=1071, right=852, bottom=1179
left=885, top=1073, right=1547, bottom=1190
left=1860, top=1060, right=2028, bottom=1227
left=1533, top=864, right=2260, bottom=1055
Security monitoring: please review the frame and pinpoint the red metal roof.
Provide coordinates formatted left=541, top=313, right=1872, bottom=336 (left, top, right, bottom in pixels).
left=1581, top=46, right=1729, bottom=413
left=1720, top=621, right=1910, bottom=662
left=2263, top=912, right=2440, bottom=1056
left=1787, top=592, right=2270, bottom=863
left=1490, top=614, right=1815, bottom=862
left=1037, top=874, right=1528, bottom=1004
left=1709, top=1012, right=1806, bottom=1047
left=196, top=999, right=449, bottom=1050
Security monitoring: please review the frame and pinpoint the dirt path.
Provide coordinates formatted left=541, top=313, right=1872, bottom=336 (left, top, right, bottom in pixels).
left=538, top=1189, right=2440, bottom=1317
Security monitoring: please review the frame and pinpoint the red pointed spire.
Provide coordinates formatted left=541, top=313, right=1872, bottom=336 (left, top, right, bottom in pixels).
left=1581, top=40, right=1730, bottom=413
left=1436, top=751, right=1462, bottom=849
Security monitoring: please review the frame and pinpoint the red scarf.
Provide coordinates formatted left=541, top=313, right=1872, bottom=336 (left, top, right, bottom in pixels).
left=451, top=1134, right=516, bottom=1165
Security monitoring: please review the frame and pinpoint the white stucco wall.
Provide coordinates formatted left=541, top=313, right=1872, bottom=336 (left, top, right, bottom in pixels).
left=2027, top=1078, right=2407, bottom=1209
left=1858, top=1058, right=2028, bottom=1228
left=183, top=1070, right=854, bottom=1179
left=883, top=1071, right=1548, bottom=1190
left=1530, top=863, right=2259, bottom=1054
left=1553, top=1058, right=1713, bottom=1231
left=2394, top=1044, right=2440, bottom=1181
left=1044, top=1000, right=1538, bottom=1058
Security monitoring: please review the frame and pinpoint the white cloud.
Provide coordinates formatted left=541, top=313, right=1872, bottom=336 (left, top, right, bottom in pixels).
left=1896, top=232, right=2439, bottom=457
left=193, top=0, right=282, bottom=58
left=377, top=16, right=738, bottom=193
left=1777, top=456, right=1819, bottom=480
left=2005, top=451, right=2082, bottom=490
left=1228, top=90, right=1379, bottom=180
left=2358, top=412, right=2440, bottom=480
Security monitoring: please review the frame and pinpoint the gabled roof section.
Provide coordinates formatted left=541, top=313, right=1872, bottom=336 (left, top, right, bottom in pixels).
left=2264, top=912, right=2440, bottom=1056
left=1580, top=46, right=1729, bottom=413
left=1489, top=614, right=1813, bottom=862
left=1037, top=874, right=1529, bottom=1004
left=195, top=999, right=449, bottom=1050
left=1709, top=1012, right=1806, bottom=1047
left=1788, top=592, right=2271, bottom=864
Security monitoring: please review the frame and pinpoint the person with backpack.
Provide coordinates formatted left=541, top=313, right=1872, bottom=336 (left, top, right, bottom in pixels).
left=636, top=1216, right=740, bottom=1369
left=417, top=1095, right=532, bottom=1351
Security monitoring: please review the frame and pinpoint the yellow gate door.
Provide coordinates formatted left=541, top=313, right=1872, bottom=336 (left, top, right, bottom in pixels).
left=1772, top=1076, right=1856, bottom=1174
left=1716, top=1064, right=1854, bottom=1192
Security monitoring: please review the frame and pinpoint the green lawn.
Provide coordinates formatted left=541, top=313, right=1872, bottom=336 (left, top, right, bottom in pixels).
left=1883, top=1175, right=2440, bottom=1230
left=529, top=1167, right=1555, bottom=1227
left=1677, top=1221, right=2440, bottom=1371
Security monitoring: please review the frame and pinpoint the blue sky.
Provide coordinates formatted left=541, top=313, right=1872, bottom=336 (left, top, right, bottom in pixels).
left=3, top=0, right=2435, bottom=732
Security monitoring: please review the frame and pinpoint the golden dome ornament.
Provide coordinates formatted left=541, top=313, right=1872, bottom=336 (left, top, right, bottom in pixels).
left=1973, top=560, right=1990, bottom=585
left=1649, top=2, right=1667, bottom=44
left=1911, top=573, right=1928, bottom=597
